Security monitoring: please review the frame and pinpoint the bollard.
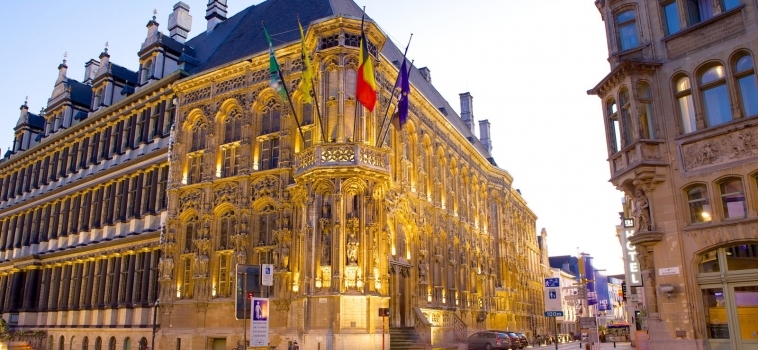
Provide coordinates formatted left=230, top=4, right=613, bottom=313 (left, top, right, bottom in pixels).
left=584, top=343, right=590, bottom=350
left=614, top=341, right=616, bottom=348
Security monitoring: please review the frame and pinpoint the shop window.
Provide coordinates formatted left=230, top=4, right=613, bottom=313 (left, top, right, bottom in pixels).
left=734, top=286, right=758, bottom=341
left=734, top=54, right=758, bottom=117
left=638, top=82, right=657, bottom=138
left=700, top=65, right=733, bottom=127
left=725, top=243, right=758, bottom=271
left=675, top=76, right=697, bottom=133
left=719, top=178, right=746, bottom=219
left=699, top=250, right=720, bottom=273
left=662, top=1, right=681, bottom=35
left=687, top=185, right=712, bottom=223
left=703, top=288, right=729, bottom=339
left=616, top=10, right=640, bottom=51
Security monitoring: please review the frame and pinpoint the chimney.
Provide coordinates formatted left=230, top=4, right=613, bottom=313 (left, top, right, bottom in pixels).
left=83, top=59, right=100, bottom=85
left=169, top=2, right=192, bottom=43
left=206, top=0, right=228, bottom=32
left=478, top=119, right=492, bottom=153
left=459, top=92, right=475, bottom=134
left=419, top=67, right=431, bottom=83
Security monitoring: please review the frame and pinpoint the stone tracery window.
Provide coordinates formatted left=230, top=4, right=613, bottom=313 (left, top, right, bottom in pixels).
left=734, top=54, right=758, bottom=117
left=699, top=64, right=733, bottom=127
left=606, top=97, right=621, bottom=153
left=637, top=82, right=657, bottom=139
left=184, top=216, right=199, bottom=253
left=687, top=184, right=712, bottom=223
left=619, top=87, right=633, bottom=147
left=218, top=210, right=236, bottom=250
left=259, top=100, right=281, bottom=171
left=675, top=76, right=697, bottom=134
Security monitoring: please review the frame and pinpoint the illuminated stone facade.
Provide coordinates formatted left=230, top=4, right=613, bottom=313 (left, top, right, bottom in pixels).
left=0, top=1, right=547, bottom=349
left=590, top=0, right=758, bottom=349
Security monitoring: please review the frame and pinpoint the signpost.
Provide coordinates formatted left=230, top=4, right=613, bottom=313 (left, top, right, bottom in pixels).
left=379, top=308, right=390, bottom=350
left=250, top=297, right=270, bottom=347
left=544, top=278, right=563, bottom=350
left=579, top=316, right=599, bottom=349
left=261, top=264, right=274, bottom=286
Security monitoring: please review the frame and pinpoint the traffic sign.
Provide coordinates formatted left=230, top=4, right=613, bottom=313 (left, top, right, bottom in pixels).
left=545, top=311, right=564, bottom=317
left=544, top=278, right=560, bottom=287
left=543, top=278, right=563, bottom=317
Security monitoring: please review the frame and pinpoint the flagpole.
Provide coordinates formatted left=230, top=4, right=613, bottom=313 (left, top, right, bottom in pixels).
left=378, top=59, right=413, bottom=147
left=375, top=34, right=413, bottom=148
left=311, top=77, right=327, bottom=143
left=277, top=68, right=307, bottom=145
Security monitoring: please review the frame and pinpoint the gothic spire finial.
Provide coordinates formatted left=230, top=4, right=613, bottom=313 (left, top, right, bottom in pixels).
left=104, top=41, right=109, bottom=53
left=153, top=8, right=157, bottom=21
left=63, top=51, right=67, bottom=65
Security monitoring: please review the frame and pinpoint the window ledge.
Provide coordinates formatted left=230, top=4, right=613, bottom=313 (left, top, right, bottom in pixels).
left=610, top=43, right=649, bottom=60
left=684, top=215, right=758, bottom=231
left=662, top=5, right=745, bottom=43
left=675, top=114, right=758, bottom=143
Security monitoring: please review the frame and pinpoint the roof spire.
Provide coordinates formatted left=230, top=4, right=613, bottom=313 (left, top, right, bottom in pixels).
left=62, top=52, right=67, bottom=65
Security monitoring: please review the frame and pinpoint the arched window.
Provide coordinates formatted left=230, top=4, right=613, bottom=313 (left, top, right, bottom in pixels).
left=59, top=336, right=65, bottom=350
left=122, top=337, right=130, bottom=350
left=700, top=64, right=732, bottom=127
left=260, top=102, right=281, bottom=135
left=142, top=60, right=153, bottom=83
left=637, top=82, right=656, bottom=139
left=223, top=112, right=243, bottom=144
left=606, top=98, right=620, bottom=153
left=138, top=338, right=148, bottom=350
left=616, top=10, right=639, bottom=51
left=619, top=87, right=633, bottom=146
left=734, top=54, right=758, bottom=117
left=184, top=216, right=199, bottom=253
left=687, top=185, right=712, bottom=223
left=94, top=337, right=102, bottom=350
left=190, top=122, right=206, bottom=152
left=218, top=211, right=235, bottom=250
left=108, top=337, right=116, bottom=350
left=70, top=336, right=76, bottom=350
left=719, top=178, right=746, bottom=219
left=675, top=76, right=697, bottom=133
left=82, top=337, right=89, bottom=350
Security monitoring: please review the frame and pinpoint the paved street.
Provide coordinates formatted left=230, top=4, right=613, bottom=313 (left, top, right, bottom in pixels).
left=526, top=341, right=634, bottom=350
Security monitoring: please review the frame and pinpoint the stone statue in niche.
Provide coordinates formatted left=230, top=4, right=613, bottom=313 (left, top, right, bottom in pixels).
left=347, top=231, right=359, bottom=265
left=236, top=247, right=247, bottom=266
left=322, top=198, right=331, bottom=219
left=194, top=253, right=209, bottom=278
left=366, top=196, right=375, bottom=224
left=418, top=258, right=429, bottom=284
left=397, top=225, right=406, bottom=258
left=273, top=248, right=280, bottom=268
left=321, top=233, right=332, bottom=265
left=158, top=255, right=174, bottom=280
left=637, top=246, right=654, bottom=271
left=633, top=188, right=651, bottom=232
left=281, top=241, right=290, bottom=270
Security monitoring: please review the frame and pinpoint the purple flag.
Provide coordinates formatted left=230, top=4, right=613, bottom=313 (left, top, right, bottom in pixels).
left=393, top=59, right=409, bottom=130
left=596, top=272, right=611, bottom=311
left=585, top=256, right=598, bottom=306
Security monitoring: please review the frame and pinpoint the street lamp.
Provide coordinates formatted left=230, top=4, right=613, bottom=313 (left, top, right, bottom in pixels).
left=151, top=299, right=160, bottom=350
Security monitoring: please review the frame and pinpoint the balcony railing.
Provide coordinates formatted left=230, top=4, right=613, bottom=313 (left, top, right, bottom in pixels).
left=294, top=143, right=391, bottom=175
left=609, top=139, right=667, bottom=180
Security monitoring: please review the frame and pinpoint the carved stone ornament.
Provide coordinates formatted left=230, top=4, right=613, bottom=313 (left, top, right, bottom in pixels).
left=180, top=189, right=203, bottom=212
left=158, top=256, right=175, bottom=281
left=215, top=182, right=239, bottom=206
left=252, top=175, right=280, bottom=201
left=682, top=128, right=758, bottom=171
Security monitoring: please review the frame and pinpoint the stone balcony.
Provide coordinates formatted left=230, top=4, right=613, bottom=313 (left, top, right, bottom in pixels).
left=608, top=139, right=668, bottom=186
left=293, top=143, right=391, bottom=176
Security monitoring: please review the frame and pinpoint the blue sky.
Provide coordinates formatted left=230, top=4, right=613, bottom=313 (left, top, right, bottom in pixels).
left=0, top=0, right=625, bottom=274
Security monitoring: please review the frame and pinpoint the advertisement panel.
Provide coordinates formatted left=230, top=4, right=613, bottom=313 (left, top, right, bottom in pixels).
left=584, top=256, right=597, bottom=306
left=596, top=272, right=611, bottom=311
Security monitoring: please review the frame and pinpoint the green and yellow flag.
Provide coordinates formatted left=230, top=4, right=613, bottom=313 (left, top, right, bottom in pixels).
left=299, top=21, right=314, bottom=103
left=263, top=24, right=287, bottom=100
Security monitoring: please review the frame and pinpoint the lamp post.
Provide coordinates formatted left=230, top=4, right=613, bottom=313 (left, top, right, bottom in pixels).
left=151, top=299, right=160, bottom=350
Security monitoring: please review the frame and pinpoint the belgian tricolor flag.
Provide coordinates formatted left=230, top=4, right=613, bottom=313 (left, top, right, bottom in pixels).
left=356, top=15, right=377, bottom=112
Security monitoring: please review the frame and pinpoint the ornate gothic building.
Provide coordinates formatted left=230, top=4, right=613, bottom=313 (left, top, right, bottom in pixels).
left=0, top=1, right=548, bottom=349
left=591, top=0, right=758, bottom=349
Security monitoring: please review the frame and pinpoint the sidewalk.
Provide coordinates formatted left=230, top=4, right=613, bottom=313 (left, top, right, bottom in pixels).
left=528, top=341, right=634, bottom=349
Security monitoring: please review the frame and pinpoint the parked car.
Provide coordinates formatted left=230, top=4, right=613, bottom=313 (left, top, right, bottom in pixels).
left=513, top=333, right=528, bottom=349
left=485, top=331, right=521, bottom=349
left=467, top=331, right=510, bottom=350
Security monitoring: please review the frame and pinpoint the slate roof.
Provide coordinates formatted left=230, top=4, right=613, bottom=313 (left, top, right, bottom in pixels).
left=180, top=0, right=492, bottom=159
left=109, top=64, right=138, bottom=85
left=15, top=111, right=45, bottom=130
left=67, top=79, right=93, bottom=108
